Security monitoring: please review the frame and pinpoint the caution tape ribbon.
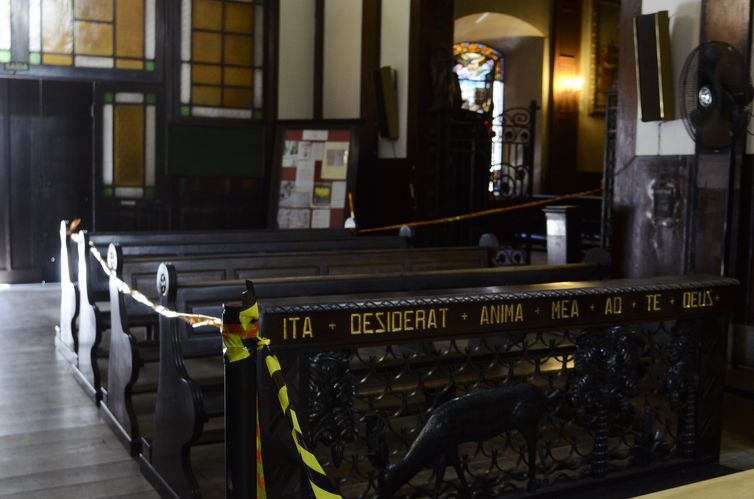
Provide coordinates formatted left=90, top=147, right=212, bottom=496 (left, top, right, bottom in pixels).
left=88, top=243, right=222, bottom=329
left=356, top=185, right=604, bottom=234
left=224, top=303, right=343, bottom=499
left=90, top=241, right=341, bottom=497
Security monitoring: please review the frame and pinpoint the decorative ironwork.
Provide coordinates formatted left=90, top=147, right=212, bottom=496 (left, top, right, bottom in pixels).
left=570, top=326, right=644, bottom=477
left=666, top=320, right=701, bottom=458
left=601, top=91, right=618, bottom=250
left=300, top=320, right=700, bottom=497
left=308, top=350, right=358, bottom=467
left=490, top=103, right=535, bottom=201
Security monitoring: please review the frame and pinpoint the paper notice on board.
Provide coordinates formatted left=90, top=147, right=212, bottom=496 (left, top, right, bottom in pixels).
left=277, top=208, right=311, bottom=229
left=295, top=160, right=315, bottom=192
left=311, top=209, right=331, bottom=228
left=283, top=140, right=299, bottom=159
left=330, top=181, right=347, bottom=208
left=278, top=181, right=309, bottom=208
left=311, top=142, right=325, bottom=161
left=303, top=130, right=329, bottom=141
left=321, top=142, right=349, bottom=180
left=298, top=141, right=312, bottom=160
left=312, top=182, right=332, bottom=206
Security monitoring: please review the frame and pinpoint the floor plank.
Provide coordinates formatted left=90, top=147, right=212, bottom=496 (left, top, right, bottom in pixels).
left=0, top=284, right=157, bottom=497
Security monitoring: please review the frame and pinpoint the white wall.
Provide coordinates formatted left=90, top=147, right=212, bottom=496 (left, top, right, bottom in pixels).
left=322, top=0, right=362, bottom=119
left=635, top=0, right=700, bottom=155
left=278, top=0, right=316, bottom=119
left=378, top=0, right=410, bottom=159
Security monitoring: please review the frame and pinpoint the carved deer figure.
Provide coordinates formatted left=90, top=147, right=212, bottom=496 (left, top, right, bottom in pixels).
left=377, top=383, right=558, bottom=498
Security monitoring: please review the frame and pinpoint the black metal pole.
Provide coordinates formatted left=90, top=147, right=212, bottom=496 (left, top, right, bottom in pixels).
left=225, top=336, right=257, bottom=497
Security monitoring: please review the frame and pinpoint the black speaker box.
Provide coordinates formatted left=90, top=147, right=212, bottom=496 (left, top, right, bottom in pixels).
left=634, top=11, right=675, bottom=121
left=374, top=66, right=399, bottom=140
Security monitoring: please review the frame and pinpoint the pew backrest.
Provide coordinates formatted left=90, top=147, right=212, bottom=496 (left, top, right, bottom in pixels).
left=158, top=262, right=606, bottom=357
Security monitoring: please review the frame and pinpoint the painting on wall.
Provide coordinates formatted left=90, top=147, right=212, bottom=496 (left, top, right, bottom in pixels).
left=590, top=0, right=620, bottom=114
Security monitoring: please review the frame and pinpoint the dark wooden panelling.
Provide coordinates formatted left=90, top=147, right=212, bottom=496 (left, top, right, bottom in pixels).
left=0, top=80, right=8, bottom=276
left=547, top=0, right=582, bottom=194
left=356, top=0, right=382, bottom=229
left=702, top=0, right=751, bottom=52
left=0, top=80, right=92, bottom=283
left=407, top=0, right=454, bottom=225
left=8, top=80, right=37, bottom=274
left=36, top=81, right=94, bottom=280
left=612, top=155, right=693, bottom=277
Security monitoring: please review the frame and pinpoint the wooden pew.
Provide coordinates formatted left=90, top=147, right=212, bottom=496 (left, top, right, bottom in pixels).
left=225, top=275, right=736, bottom=497
left=56, top=222, right=377, bottom=360
left=141, top=261, right=607, bottom=498
left=68, top=229, right=411, bottom=401
left=102, top=243, right=498, bottom=454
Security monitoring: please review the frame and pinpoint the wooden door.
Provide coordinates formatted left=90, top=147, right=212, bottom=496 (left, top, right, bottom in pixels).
left=0, top=79, right=93, bottom=283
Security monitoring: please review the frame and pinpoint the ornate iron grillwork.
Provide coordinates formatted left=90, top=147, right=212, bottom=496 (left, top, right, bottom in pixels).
left=306, top=321, right=696, bottom=498
left=490, top=102, right=536, bottom=201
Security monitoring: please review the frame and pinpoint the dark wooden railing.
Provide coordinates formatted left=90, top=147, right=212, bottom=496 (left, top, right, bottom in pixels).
left=227, top=275, right=736, bottom=497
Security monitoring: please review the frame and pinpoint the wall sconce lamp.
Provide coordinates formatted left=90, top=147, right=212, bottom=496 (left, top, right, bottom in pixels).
left=558, top=75, right=584, bottom=93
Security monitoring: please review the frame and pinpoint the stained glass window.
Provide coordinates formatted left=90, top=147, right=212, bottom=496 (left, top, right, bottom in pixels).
left=102, top=92, right=157, bottom=198
left=453, top=42, right=506, bottom=199
left=29, top=0, right=156, bottom=70
left=453, top=42, right=502, bottom=114
left=180, top=0, right=264, bottom=120
left=0, top=0, right=10, bottom=63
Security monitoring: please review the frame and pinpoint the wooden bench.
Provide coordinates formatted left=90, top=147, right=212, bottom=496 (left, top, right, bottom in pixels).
left=56, top=220, right=382, bottom=363
left=223, top=275, right=736, bottom=498
left=101, top=243, right=498, bottom=454
left=140, top=261, right=607, bottom=498
left=65, top=228, right=411, bottom=401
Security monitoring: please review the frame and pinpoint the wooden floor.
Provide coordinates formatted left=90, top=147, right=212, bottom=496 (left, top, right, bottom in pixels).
left=0, top=284, right=157, bottom=498
left=1, top=283, right=754, bottom=498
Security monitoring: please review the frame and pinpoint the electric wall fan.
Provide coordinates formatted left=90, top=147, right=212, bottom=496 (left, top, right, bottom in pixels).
left=678, top=41, right=754, bottom=276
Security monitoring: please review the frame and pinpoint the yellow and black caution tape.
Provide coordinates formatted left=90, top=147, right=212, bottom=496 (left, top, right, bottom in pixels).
left=90, top=240, right=340, bottom=496
left=223, top=301, right=343, bottom=499
left=356, top=185, right=604, bottom=234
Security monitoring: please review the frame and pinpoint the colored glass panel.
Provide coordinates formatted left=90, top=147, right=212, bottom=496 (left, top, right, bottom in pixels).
left=29, top=0, right=42, bottom=52
left=114, top=105, right=145, bottom=187
left=182, top=0, right=263, bottom=119
left=74, top=21, right=113, bottom=56
left=115, top=0, right=144, bottom=58
left=0, top=50, right=9, bottom=63
left=224, top=2, right=253, bottom=33
left=0, top=0, right=10, bottom=50
left=193, top=0, right=222, bottom=30
left=74, top=0, right=113, bottom=22
left=193, top=64, right=222, bottom=85
left=223, top=87, right=252, bottom=108
left=116, top=59, right=144, bottom=70
left=192, top=85, right=222, bottom=106
left=42, top=0, right=74, bottom=54
left=145, top=105, right=156, bottom=187
left=145, top=0, right=156, bottom=59
left=193, top=32, right=222, bottom=63
left=42, top=53, right=73, bottom=65
left=224, top=34, right=252, bottom=66
left=224, top=66, right=252, bottom=87
left=102, top=103, right=114, bottom=185
left=75, top=55, right=113, bottom=67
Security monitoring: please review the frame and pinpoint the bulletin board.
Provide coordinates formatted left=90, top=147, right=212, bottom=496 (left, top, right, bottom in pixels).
left=268, top=121, right=360, bottom=229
